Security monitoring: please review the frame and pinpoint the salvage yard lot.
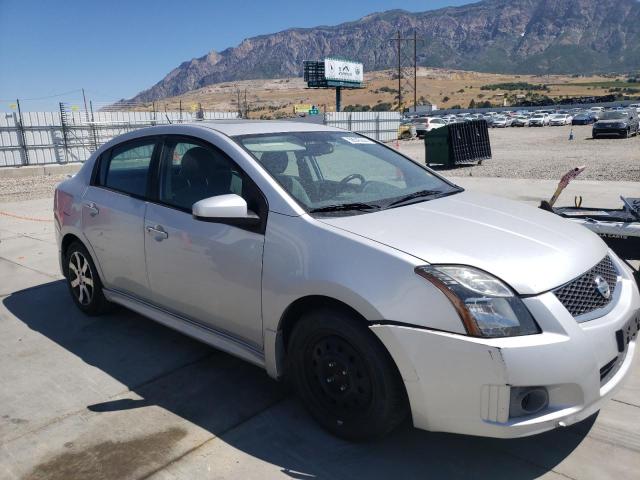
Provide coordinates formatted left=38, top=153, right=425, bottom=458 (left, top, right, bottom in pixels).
left=1, top=172, right=639, bottom=479
left=400, top=124, right=640, bottom=182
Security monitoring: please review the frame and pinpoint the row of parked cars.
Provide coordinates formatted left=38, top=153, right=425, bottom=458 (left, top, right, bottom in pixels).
left=400, top=104, right=640, bottom=139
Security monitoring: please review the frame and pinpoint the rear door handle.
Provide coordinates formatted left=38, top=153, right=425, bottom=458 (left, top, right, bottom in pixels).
left=146, top=224, right=169, bottom=240
left=84, top=202, right=99, bottom=216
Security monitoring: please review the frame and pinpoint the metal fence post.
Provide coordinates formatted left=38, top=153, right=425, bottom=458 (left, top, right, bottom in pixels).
left=15, top=100, right=29, bottom=165
left=59, top=102, right=69, bottom=163
left=375, top=114, right=380, bottom=141
left=89, top=100, right=98, bottom=152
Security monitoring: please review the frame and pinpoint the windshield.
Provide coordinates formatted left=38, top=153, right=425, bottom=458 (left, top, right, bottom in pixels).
left=600, top=111, right=629, bottom=120
left=236, top=131, right=461, bottom=215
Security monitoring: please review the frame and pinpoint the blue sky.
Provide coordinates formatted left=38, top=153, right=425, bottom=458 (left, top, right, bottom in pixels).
left=0, top=0, right=470, bottom=111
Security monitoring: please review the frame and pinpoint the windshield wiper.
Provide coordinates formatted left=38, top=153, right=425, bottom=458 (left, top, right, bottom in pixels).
left=386, top=189, right=446, bottom=208
left=309, top=202, right=381, bottom=213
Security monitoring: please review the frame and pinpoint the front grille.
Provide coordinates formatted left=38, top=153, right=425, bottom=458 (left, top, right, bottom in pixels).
left=553, top=256, right=619, bottom=318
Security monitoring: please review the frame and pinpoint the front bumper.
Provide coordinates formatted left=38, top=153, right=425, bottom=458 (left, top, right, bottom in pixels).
left=372, top=256, right=640, bottom=438
left=593, top=128, right=626, bottom=136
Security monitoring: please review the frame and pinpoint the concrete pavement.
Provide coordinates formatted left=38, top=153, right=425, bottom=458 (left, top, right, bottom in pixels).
left=1, top=179, right=639, bottom=480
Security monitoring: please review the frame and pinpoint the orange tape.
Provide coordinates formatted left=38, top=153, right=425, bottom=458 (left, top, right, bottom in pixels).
left=0, top=210, right=53, bottom=222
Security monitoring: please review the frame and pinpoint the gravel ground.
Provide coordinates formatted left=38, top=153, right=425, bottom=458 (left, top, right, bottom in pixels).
left=399, top=124, right=640, bottom=182
left=0, top=173, right=68, bottom=203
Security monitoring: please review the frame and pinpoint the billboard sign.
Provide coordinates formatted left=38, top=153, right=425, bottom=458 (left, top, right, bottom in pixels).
left=324, top=58, right=363, bottom=84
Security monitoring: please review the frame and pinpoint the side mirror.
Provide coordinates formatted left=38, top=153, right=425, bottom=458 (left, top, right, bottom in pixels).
left=192, top=194, right=259, bottom=224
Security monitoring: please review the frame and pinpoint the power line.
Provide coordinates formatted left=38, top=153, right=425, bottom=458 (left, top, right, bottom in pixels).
left=0, top=89, right=83, bottom=102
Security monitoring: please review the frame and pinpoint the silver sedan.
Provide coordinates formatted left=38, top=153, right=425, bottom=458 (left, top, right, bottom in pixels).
left=55, top=121, right=639, bottom=440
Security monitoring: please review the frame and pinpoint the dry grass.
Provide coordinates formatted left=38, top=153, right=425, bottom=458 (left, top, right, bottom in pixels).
left=128, top=68, right=633, bottom=118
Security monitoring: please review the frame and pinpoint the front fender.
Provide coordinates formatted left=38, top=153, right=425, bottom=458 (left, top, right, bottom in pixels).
left=261, top=212, right=464, bottom=377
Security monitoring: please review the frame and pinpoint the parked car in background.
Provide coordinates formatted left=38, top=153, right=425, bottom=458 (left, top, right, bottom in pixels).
left=592, top=109, right=640, bottom=138
left=628, top=103, right=640, bottom=114
left=572, top=112, right=597, bottom=125
left=512, top=116, right=531, bottom=127
left=412, top=117, right=446, bottom=138
left=398, top=121, right=417, bottom=139
left=55, top=121, right=640, bottom=441
left=491, top=115, right=513, bottom=128
left=549, top=114, right=573, bottom=126
left=529, top=113, right=550, bottom=127
left=482, top=115, right=495, bottom=126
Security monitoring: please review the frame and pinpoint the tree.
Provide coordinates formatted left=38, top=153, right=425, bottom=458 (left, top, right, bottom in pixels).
left=442, top=96, right=450, bottom=102
left=468, top=99, right=476, bottom=109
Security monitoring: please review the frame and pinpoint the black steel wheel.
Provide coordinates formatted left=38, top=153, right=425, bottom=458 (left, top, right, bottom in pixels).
left=288, top=308, right=409, bottom=440
left=306, top=335, right=374, bottom=415
left=65, top=241, right=111, bottom=315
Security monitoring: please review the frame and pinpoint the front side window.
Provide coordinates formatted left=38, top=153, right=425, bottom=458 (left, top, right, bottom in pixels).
left=100, top=140, right=155, bottom=197
left=237, top=131, right=461, bottom=215
left=159, top=139, right=244, bottom=211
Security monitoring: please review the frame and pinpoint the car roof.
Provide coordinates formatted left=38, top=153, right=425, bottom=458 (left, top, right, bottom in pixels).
left=185, top=119, right=343, bottom=136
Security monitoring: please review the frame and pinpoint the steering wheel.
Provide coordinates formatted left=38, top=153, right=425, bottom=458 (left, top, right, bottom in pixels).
left=338, top=173, right=366, bottom=190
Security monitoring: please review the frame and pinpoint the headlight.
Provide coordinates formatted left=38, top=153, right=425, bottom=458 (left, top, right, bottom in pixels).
left=415, top=265, right=540, bottom=338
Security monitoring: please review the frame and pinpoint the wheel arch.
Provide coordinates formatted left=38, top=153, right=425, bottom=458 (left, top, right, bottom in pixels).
left=279, top=295, right=370, bottom=356
left=59, top=232, right=104, bottom=282
left=269, top=295, right=405, bottom=386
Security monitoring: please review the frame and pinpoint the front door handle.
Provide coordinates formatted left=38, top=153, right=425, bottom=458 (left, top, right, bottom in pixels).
left=146, top=224, right=169, bottom=240
left=84, top=202, right=99, bottom=217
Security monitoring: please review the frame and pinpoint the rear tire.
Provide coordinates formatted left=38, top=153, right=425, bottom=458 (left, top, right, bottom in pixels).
left=64, top=241, right=111, bottom=316
left=287, top=308, right=409, bottom=441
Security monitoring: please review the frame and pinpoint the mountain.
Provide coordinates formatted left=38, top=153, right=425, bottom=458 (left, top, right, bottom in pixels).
left=131, top=0, right=640, bottom=102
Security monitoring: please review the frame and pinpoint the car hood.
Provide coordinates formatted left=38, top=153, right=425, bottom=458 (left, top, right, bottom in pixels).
left=318, top=191, right=607, bottom=295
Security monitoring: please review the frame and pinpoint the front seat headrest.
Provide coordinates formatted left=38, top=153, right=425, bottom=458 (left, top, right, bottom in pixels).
left=260, top=151, right=289, bottom=175
left=181, top=147, right=216, bottom=184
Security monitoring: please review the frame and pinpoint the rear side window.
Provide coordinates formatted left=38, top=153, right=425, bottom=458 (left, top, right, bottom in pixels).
left=99, top=140, right=156, bottom=197
left=97, top=138, right=156, bottom=197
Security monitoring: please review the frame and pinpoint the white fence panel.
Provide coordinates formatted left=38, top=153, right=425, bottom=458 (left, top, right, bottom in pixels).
left=0, top=110, right=240, bottom=167
left=324, top=111, right=401, bottom=142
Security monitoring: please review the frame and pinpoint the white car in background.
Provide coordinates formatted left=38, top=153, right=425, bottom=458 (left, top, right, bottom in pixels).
left=492, top=115, right=513, bottom=128
left=529, top=113, right=550, bottom=126
left=549, top=114, right=573, bottom=126
left=628, top=103, right=640, bottom=114
left=409, top=117, right=446, bottom=138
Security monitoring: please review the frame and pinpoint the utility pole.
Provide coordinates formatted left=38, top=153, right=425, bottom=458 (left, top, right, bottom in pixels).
left=392, top=30, right=421, bottom=113
left=397, top=31, right=402, bottom=112
left=414, top=30, right=417, bottom=111
left=236, top=87, right=242, bottom=118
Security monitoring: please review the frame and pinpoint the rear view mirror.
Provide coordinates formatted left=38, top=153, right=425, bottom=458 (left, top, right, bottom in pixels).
left=192, top=194, right=259, bottom=224
left=306, top=141, right=334, bottom=156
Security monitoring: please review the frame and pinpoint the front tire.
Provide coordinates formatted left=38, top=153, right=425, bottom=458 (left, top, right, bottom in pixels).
left=64, top=241, right=111, bottom=315
left=287, top=308, right=409, bottom=441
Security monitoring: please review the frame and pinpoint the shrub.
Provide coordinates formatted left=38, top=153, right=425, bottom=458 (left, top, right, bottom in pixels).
left=480, top=82, right=548, bottom=91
